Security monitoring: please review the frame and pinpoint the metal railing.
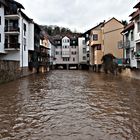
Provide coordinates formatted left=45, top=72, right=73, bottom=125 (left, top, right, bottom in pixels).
left=118, top=40, right=130, bottom=49
left=5, top=26, right=20, bottom=32
left=4, top=43, right=20, bottom=49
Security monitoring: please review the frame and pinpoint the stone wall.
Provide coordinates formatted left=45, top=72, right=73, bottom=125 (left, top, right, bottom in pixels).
left=0, top=60, right=20, bottom=84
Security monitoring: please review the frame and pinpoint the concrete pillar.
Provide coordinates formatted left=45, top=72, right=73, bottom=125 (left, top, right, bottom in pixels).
left=66, top=64, right=69, bottom=70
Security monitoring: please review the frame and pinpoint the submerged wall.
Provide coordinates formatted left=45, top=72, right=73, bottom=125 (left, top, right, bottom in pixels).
left=0, top=60, right=37, bottom=84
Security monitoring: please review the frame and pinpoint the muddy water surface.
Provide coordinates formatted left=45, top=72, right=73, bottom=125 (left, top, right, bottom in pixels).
left=0, top=70, right=140, bottom=140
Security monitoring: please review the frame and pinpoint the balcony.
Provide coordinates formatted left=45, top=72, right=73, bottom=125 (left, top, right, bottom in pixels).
left=5, top=10, right=20, bottom=19
left=135, top=50, right=140, bottom=61
left=118, top=40, right=130, bottom=49
left=4, top=43, right=20, bottom=50
left=5, top=26, right=20, bottom=34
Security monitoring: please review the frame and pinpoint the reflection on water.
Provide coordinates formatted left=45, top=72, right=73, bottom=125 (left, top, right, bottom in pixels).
left=0, top=70, right=140, bottom=140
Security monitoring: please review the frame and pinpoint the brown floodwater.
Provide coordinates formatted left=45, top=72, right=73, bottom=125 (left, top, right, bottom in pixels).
left=0, top=70, right=140, bottom=140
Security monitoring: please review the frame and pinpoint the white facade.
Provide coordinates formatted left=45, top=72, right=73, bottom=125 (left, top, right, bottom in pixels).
left=0, top=2, right=34, bottom=68
left=48, top=40, right=56, bottom=65
left=55, top=36, right=79, bottom=65
left=78, top=37, right=87, bottom=64
left=0, top=4, right=5, bottom=53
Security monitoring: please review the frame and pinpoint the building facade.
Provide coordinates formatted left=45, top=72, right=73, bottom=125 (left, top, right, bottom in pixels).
left=84, top=18, right=124, bottom=71
left=121, top=2, right=140, bottom=69
left=53, top=35, right=79, bottom=69
left=78, top=37, right=88, bottom=69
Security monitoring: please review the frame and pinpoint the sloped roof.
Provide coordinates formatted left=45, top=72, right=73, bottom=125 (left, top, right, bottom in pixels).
left=133, top=2, right=140, bottom=9
left=130, top=9, right=140, bottom=21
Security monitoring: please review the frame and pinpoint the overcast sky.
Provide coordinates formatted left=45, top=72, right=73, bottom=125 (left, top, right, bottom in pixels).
left=16, top=0, right=138, bottom=32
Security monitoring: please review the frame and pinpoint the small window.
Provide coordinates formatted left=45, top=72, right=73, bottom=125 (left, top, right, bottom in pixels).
left=131, top=31, right=134, bottom=41
left=93, top=34, right=98, bottom=41
left=24, top=38, right=26, bottom=51
left=0, top=34, right=1, bottom=42
left=73, top=58, right=75, bottom=61
left=82, top=40, right=85, bottom=45
left=23, top=23, right=26, bottom=36
left=83, top=56, right=86, bottom=60
left=56, top=51, right=59, bottom=55
left=96, top=45, right=101, bottom=50
left=83, top=48, right=86, bottom=54
left=0, top=16, right=1, bottom=25
left=137, top=21, right=140, bottom=32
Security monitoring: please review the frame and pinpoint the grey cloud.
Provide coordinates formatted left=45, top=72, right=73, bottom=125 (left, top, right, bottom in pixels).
left=17, top=0, right=138, bottom=32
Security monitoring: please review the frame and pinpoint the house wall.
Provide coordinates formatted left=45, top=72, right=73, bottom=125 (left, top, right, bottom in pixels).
left=0, top=4, right=5, bottom=53
left=78, top=37, right=87, bottom=64
left=55, top=36, right=79, bottom=65
left=90, top=29, right=103, bottom=46
left=103, top=18, right=124, bottom=58
left=28, top=23, right=34, bottom=51
left=0, top=60, right=20, bottom=83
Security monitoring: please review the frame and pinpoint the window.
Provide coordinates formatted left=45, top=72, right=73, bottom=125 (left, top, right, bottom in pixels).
left=23, top=23, right=26, bottom=36
left=83, top=56, right=86, bottom=60
left=96, top=45, right=101, bottom=50
left=82, top=40, right=85, bottom=45
left=0, top=16, right=1, bottom=25
left=83, top=48, right=86, bottom=54
left=0, top=34, right=1, bottom=42
left=131, top=31, right=134, bottom=41
left=137, top=21, right=140, bottom=32
left=63, top=57, right=69, bottom=61
left=93, top=34, right=98, bottom=41
left=73, top=57, right=75, bottom=61
left=23, top=38, right=26, bottom=51
left=56, top=51, right=59, bottom=55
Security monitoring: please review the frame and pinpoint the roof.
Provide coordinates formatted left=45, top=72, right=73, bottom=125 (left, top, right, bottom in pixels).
left=0, top=0, right=8, bottom=6
left=130, top=9, right=140, bottom=21
left=121, top=22, right=134, bottom=33
left=104, top=17, right=123, bottom=26
left=12, top=0, right=24, bottom=9
left=83, top=17, right=123, bottom=36
left=20, top=10, right=33, bottom=22
left=133, top=2, right=140, bottom=9
left=83, top=22, right=104, bottom=35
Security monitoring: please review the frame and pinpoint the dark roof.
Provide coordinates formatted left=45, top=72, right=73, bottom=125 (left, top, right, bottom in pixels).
left=20, top=10, right=33, bottom=22
left=130, top=9, right=140, bottom=21
left=129, top=10, right=137, bottom=17
left=0, top=0, right=8, bottom=6
left=12, top=0, right=24, bottom=9
left=133, top=2, right=140, bottom=9
left=122, top=22, right=134, bottom=33
left=83, top=22, right=104, bottom=35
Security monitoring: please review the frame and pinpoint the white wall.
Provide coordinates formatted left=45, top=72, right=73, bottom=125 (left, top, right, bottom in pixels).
left=78, top=37, right=87, bottom=64
left=0, top=4, right=5, bottom=53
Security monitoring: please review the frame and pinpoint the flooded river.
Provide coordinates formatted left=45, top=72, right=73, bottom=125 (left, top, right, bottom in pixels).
left=0, top=70, right=140, bottom=140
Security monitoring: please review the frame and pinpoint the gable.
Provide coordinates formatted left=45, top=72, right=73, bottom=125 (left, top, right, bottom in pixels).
left=104, top=18, right=124, bottom=33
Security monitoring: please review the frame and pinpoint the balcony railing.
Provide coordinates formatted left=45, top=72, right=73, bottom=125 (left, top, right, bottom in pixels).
left=135, top=50, right=140, bottom=61
left=118, top=40, right=130, bottom=49
left=5, top=26, right=20, bottom=33
left=4, top=43, right=20, bottom=50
